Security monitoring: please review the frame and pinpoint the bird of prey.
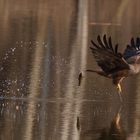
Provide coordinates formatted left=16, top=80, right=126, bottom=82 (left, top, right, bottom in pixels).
left=87, top=34, right=140, bottom=99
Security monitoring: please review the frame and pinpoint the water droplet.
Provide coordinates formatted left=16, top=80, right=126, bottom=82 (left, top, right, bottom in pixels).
left=16, top=106, right=19, bottom=110
left=11, top=48, right=16, bottom=52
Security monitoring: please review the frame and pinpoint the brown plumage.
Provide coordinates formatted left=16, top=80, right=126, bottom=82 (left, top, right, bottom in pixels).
left=88, top=35, right=140, bottom=100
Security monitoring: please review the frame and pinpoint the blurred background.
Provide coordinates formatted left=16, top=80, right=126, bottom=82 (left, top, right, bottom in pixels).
left=0, top=0, right=140, bottom=140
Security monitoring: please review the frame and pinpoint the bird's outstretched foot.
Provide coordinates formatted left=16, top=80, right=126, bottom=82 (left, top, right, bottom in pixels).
left=117, top=83, right=122, bottom=93
left=117, top=84, right=123, bottom=102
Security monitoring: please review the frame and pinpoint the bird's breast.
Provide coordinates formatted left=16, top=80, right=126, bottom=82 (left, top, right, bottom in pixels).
left=129, top=64, right=140, bottom=75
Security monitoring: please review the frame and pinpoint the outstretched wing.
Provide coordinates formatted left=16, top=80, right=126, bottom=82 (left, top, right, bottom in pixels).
left=123, top=37, right=140, bottom=64
left=90, top=35, right=129, bottom=74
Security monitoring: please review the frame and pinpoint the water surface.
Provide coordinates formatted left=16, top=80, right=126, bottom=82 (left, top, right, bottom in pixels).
left=0, top=0, right=140, bottom=140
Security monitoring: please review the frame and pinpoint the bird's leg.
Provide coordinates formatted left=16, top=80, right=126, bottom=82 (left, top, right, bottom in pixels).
left=117, top=83, right=122, bottom=93
left=78, top=70, right=100, bottom=86
left=117, top=83, right=123, bottom=102
left=78, top=69, right=107, bottom=86
left=86, top=69, right=109, bottom=78
left=78, top=69, right=104, bottom=86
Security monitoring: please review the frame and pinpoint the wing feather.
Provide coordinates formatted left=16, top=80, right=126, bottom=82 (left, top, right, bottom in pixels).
left=108, top=36, right=114, bottom=52
left=115, top=44, right=118, bottom=54
left=123, top=37, right=140, bottom=63
left=97, top=35, right=106, bottom=49
left=90, top=35, right=129, bottom=74
left=103, top=35, right=110, bottom=49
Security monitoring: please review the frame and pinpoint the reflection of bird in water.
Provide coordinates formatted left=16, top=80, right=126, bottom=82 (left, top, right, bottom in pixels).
left=86, top=35, right=140, bottom=101
left=98, top=112, right=126, bottom=140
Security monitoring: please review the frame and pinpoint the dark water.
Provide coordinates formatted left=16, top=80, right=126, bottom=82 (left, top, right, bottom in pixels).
left=0, top=0, right=140, bottom=140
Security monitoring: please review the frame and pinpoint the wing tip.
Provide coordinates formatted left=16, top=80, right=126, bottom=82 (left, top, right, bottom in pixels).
left=123, top=37, right=140, bottom=59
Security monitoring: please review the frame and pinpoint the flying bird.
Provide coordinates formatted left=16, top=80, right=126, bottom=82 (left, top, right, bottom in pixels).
left=86, top=35, right=140, bottom=99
